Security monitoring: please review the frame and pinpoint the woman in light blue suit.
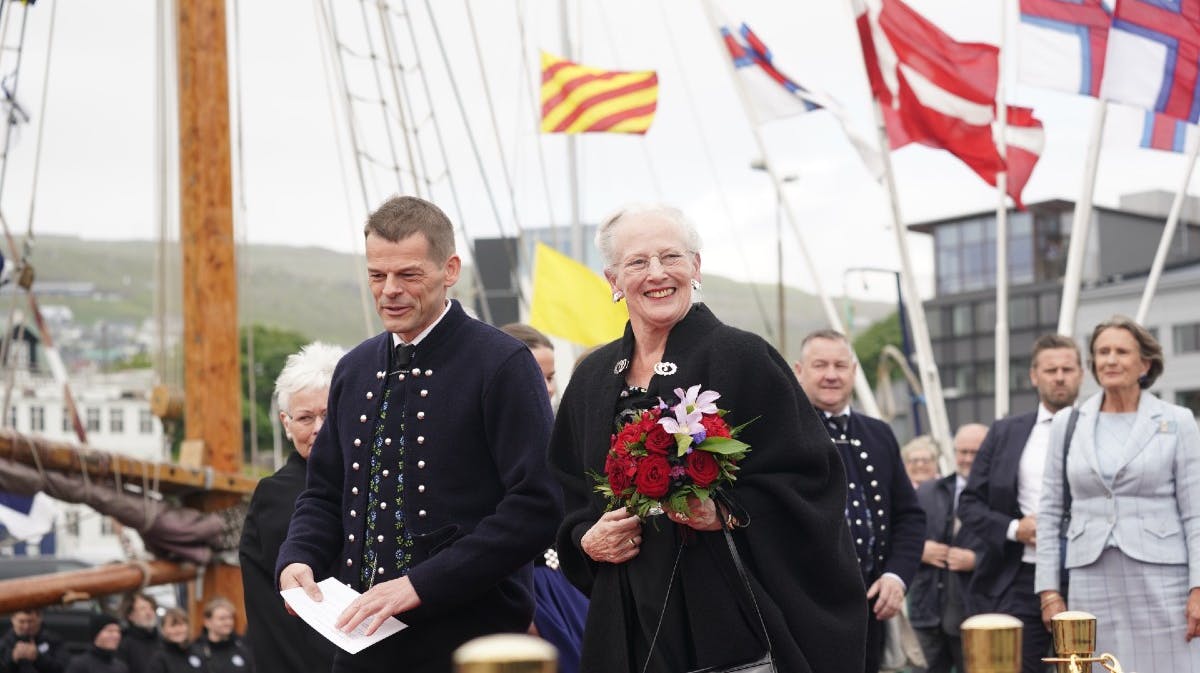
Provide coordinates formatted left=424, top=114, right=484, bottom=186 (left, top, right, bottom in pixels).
left=1036, top=315, right=1200, bottom=670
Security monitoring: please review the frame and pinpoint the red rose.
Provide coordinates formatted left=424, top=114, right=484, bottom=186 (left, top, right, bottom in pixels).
left=700, top=414, right=731, bottom=439
left=606, top=451, right=635, bottom=494
left=638, top=411, right=659, bottom=435
left=685, top=450, right=721, bottom=488
left=615, top=423, right=642, bottom=451
left=634, top=455, right=671, bottom=499
left=644, top=425, right=674, bottom=455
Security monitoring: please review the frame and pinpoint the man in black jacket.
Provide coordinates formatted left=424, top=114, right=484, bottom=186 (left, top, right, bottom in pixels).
left=0, top=609, right=68, bottom=673
left=910, top=423, right=987, bottom=673
left=796, top=329, right=925, bottom=673
left=278, top=196, right=562, bottom=673
left=958, top=334, right=1082, bottom=673
left=115, top=593, right=158, bottom=673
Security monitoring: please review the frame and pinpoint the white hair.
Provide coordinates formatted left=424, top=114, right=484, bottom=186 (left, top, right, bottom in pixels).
left=274, top=341, right=346, bottom=413
left=595, top=203, right=703, bottom=270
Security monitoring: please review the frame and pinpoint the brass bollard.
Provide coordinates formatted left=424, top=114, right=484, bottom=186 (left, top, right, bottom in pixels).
left=962, top=613, right=1023, bottom=673
left=1050, top=611, right=1097, bottom=673
left=454, top=634, right=557, bottom=673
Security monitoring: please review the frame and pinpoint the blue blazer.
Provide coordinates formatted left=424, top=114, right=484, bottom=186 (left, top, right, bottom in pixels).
left=1035, top=391, right=1200, bottom=593
left=846, top=412, right=926, bottom=586
left=957, top=410, right=1037, bottom=611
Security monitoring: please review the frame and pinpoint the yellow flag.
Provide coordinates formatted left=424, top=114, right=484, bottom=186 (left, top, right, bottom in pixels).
left=530, top=242, right=627, bottom=347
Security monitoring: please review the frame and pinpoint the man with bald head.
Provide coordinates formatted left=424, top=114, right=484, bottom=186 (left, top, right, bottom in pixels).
left=908, top=424, right=987, bottom=673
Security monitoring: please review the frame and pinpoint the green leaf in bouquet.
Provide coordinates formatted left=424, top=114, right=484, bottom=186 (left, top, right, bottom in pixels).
left=675, top=433, right=693, bottom=457
left=697, top=436, right=751, bottom=455
left=728, top=415, right=760, bottom=437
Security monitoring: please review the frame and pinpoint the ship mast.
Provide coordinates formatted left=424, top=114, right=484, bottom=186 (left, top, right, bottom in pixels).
left=174, top=0, right=245, bottom=628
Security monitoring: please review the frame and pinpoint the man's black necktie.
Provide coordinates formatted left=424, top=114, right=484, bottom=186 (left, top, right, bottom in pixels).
left=828, top=413, right=849, bottom=437
left=394, top=344, right=416, bottom=369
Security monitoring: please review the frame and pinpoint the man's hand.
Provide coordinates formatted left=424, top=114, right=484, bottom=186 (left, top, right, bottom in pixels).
left=1040, top=591, right=1066, bottom=631
left=280, top=563, right=321, bottom=616
left=1015, top=515, right=1037, bottom=546
left=946, top=547, right=976, bottom=572
left=11, top=640, right=36, bottom=662
left=866, top=575, right=906, bottom=621
left=335, top=576, right=422, bottom=637
left=921, top=540, right=949, bottom=567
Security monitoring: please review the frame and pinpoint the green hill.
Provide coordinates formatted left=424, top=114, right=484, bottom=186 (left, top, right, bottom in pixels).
left=12, top=235, right=893, bottom=357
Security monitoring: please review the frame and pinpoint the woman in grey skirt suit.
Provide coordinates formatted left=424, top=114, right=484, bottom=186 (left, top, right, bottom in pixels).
left=1037, top=315, right=1200, bottom=670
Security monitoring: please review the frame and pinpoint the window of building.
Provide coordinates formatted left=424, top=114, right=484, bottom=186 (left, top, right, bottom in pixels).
left=86, top=408, right=101, bottom=433
left=7, top=406, right=16, bottom=430
left=109, top=408, right=124, bottom=434
left=139, top=409, right=155, bottom=434
left=1174, top=323, right=1200, bottom=354
left=1178, top=390, right=1200, bottom=417
left=62, top=407, right=72, bottom=432
left=1034, top=211, right=1069, bottom=282
left=974, top=302, right=996, bottom=333
left=1010, top=296, right=1038, bottom=329
left=1039, top=293, right=1059, bottom=326
left=30, top=406, right=44, bottom=432
left=927, top=307, right=946, bottom=340
left=952, top=305, right=973, bottom=337
left=934, top=216, right=1034, bottom=295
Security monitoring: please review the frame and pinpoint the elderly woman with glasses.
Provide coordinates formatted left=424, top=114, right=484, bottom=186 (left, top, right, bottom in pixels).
left=239, top=342, right=344, bottom=673
left=1037, top=316, right=1200, bottom=671
left=549, top=204, right=866, bottom=673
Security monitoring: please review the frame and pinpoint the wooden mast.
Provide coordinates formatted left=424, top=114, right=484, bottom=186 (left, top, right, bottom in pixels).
left=175, top=0, right=245, bottom=632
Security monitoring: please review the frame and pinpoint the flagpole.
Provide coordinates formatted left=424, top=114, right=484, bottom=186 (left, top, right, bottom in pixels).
left=560, top=0, right=583, bottom=260
left=1135, top=135, right=1200, bottom=324
left=994, top=0, right=1010, bottom=420
left=698, top=0, right=882, bottom=418
left=1058, top=100, right=1107, bottom=337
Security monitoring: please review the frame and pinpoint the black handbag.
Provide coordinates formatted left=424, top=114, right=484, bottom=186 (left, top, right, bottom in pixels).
left=1058, top=407, right=1080, bottom=602
left=641, top=515, right=775, bottom=673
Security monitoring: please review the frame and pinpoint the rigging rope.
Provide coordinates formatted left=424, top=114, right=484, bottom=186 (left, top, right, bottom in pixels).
left=654, top=0, right=777, bottom=343
left=311, top=0, right=377, bottom=339
left=372, top=0, right=423, bottom=200
left=351, top=0, right=409, bottom=194
left=513, top=0, right=560, bottom=244
left=420, top=0, right=527, bottom=312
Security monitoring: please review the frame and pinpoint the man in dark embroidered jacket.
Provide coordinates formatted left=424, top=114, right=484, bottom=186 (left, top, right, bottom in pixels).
left=795, top=329, right=925, bottom=673
left=277, top=196, right=562, bottom=673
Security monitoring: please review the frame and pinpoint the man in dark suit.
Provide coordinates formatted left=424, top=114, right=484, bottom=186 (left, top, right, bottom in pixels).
left=239, top=342, right=344, bottom=673
left=796, top=329, right=925, bottom=673
left=910, top=423, right=987, bottom=673
left=958, top=334, right=1082, bottom=673
left=278, top=196, right=563, bottom=673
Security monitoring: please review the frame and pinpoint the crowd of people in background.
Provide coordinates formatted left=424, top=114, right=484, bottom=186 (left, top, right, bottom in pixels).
left=0, top=595, right=252, bottom=673
left=7, top=195, right=1200, bottom=673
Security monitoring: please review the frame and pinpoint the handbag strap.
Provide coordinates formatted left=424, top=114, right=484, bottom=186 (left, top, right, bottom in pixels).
left=1060, top=408, right=1080, bottom=528
left=640, top=514, right=772, bottom=673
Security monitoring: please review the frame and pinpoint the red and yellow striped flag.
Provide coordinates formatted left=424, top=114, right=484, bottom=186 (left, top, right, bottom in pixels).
left=540, top=52, right=658, bottom=134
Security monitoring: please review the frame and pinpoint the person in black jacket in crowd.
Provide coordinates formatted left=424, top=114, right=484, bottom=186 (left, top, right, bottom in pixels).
left=147, top=610, right=201, bottom=673
left=0, top=608, right=69, bottom=673
left=116, top=594, right=158, bottom=673
left=65, top=614, right=127, bottom=673
left=909, top=424, right=987, bottom=673
left=239, top=342, right=342, bottom=673
left=191, top=600, right=249, bottom=673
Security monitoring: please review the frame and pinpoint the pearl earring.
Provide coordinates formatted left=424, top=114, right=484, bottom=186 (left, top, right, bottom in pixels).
left=691, top=279, right=702, bottom=291
left=612, top=290, right=624, bottom=303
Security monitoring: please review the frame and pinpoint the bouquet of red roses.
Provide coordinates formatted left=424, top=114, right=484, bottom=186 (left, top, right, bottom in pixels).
left=593, top=384, right=753, bottom=519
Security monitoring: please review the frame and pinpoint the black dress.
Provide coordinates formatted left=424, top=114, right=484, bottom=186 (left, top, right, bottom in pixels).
left=550, top=304, right=868, bottom=673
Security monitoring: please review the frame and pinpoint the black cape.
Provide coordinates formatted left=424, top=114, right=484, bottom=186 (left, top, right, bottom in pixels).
left=550, top=304, right=867, bottom=673
left=238, top=451, right=334, bottom=673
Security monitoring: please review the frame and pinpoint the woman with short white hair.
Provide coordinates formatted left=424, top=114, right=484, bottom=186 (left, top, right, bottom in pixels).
left=239, top=341, right=344, bottom=673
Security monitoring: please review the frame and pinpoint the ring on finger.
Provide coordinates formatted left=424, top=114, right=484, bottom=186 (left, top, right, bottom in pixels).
left=628, top=538, right=636, bottom=548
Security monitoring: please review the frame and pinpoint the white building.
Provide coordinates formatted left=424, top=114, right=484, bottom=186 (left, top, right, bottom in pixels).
left=2, top=328, right=166, bottom=562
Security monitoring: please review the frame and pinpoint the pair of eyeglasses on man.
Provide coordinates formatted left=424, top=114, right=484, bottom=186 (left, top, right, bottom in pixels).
left=620, top=250, right=690, bottom=274
left=287, top=411, right=327, bottom=427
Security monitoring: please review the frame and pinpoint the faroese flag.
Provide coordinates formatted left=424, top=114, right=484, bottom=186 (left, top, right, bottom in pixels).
left=540, top=52, right=658, bottom=134
left=530, top=243, right=627, bottom=346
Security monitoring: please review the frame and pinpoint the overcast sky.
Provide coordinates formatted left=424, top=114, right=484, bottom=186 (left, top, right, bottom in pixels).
left=1, top=0, right=1191, bottom=303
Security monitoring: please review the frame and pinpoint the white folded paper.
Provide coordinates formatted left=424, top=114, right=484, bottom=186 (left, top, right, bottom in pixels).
left=280, top=577, right=407, bottom=654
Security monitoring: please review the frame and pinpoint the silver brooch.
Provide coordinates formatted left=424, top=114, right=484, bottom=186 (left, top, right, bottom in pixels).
left=614, top=358, right=629, bottom=375
left=653, top=361, right=678, bottom=376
